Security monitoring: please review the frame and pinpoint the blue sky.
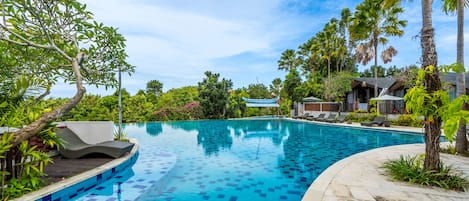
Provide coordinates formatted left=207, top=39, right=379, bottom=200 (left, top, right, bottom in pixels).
left=50, top=0, right=469, bottom=97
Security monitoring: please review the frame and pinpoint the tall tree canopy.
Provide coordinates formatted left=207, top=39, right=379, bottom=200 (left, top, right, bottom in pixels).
left=247, top=83, right=270, bottom=99
left=278, top=49, right=300, bottom=71
left=0, top=0, right=134, bottom=145
left=198, top=71, right=233, bottom=119
left=146, top=80, right=163, bottom=97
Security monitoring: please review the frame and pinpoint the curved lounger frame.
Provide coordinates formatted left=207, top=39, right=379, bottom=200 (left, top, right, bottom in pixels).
left=56, top=127, right=134, bottom=159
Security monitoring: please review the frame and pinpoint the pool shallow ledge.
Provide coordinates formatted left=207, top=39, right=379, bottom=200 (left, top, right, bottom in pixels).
left=14, top=138, right=140, bottom=201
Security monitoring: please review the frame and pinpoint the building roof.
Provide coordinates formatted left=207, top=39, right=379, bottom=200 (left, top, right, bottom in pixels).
left=439, top=72, right=469, bottom=89
left=242, top=97, right=280, bottom=108
left=352, top=77, right=396, bottom=89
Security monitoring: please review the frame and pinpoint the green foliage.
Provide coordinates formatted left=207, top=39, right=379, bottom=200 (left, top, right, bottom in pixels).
left=36, top=123, right=63, bottom=151
left=198, top=71, right=233, bottom=119
left=345, top=111, right=377, bottom=122
left=394, top=65, right=419, bottom=88
left=278, top=49, right=300, bottom=71
left=0, top=0, right=134, bottom=90
left=404, top=65, right=469, bottom=142
left=63, top=94, right=114, bottom=121
left=113, top=129, right=129, bottom=142
left=146, top=80, right=163, bottom=97
left=369, top=100, right=378, bottom=115
left=360, top=65, right=386, bottom=77
left=269, top=78, right=283, bottom=97
left=383, top=155, right=468, bottom=191
left=156, top=86, right=199, bottom=109
left=323, top=71, right=354, bottom=101
left=350, top=0, right=406, bottom=63
left=226, top=89, right=247, bottom=118
left=395, top=114, right=423, bottom=127
left=283, top=68, right=303, bottom=105
left=404, top=66, right=448, bottom=121
left=247, top=83, right=270, bottom=99
left=1, top=140, right=51, bottom=200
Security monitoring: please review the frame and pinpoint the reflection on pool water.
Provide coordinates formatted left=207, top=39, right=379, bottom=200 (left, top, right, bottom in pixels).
left=71, top=119, right=423, bottom=201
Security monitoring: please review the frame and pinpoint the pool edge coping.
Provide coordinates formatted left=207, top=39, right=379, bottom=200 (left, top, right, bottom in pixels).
left=284, top=117, right=424, bottom=134
left=13, top=138, right=140, bottom=201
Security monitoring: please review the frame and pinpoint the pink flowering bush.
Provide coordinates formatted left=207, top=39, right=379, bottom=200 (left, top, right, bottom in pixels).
left=152, top=101, right=203, bottom=121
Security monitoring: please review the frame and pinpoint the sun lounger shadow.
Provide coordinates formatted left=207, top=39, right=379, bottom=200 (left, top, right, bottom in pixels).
left=56, top=127, right=134, bottom=159
left=360, top=116, right=390, bottom=127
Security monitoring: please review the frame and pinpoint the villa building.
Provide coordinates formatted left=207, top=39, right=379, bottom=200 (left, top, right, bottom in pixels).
left=300, top=72, right=469, bottom=115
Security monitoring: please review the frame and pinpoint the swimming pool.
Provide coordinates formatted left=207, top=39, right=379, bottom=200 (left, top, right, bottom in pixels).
left=66, top=119, right=423, bottom=201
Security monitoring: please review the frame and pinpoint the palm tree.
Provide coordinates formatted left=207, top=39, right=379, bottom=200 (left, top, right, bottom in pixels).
left=442, top=0, right=469, bottom=153
left=278, top=49, right=299, bottom=71
left=298, top=38, right=317, bottom=76
left=338, top=8, right=355, bottom=72
left=313, top=19, right=340, bottom=83
left=350, top=0, right=407, bottom=96
left=421, top=0, right=442, bottom=171
left=382, top=0, right=442, bottom=171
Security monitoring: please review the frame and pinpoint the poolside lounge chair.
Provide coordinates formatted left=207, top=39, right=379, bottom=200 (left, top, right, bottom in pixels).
left=307, top=113, right=325, bottom=121
left=320, top=114, right=337, bottom=122
left=360, top=116, right=387, bottom=127
left=296, top=113, right=310, bottom=119
left=325, top=114, right=346, bottom=123
left=56, top=126, right=134, bottom=159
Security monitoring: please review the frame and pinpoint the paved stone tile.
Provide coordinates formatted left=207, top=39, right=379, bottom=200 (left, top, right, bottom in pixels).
left=330, top=184, right=352, bottom=198
left=303, top=143, right=469, bottom=201
left=349, top=187, right=374, bottom=201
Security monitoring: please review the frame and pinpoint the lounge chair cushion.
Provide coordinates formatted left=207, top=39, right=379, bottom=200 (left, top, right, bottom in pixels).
left=56, top=127, right=134, bottom=159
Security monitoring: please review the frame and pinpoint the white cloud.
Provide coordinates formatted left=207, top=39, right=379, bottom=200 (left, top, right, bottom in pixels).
left=49, top=0, right=469, bottom=97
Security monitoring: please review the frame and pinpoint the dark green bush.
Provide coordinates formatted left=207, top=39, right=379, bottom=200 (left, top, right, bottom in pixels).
left=383, top=155, right=468, bottom=191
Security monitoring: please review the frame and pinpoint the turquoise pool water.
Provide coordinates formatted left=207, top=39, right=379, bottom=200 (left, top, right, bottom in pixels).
left=68, top=119, right=423, bottom=201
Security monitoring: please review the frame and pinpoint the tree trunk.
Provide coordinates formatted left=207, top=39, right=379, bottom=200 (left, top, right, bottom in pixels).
left=328, top=58, right=331, bottom=83
left=11, top=58, right=86, bottom=146
left=373, top=32, right=379, bottom=97
left=421, top=0, right=441, bottom=171
left=455, top=0, right=467, bottom=153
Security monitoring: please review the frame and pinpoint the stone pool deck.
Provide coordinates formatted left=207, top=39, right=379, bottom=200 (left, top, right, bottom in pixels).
left=302, top=143, right=469, bottom=201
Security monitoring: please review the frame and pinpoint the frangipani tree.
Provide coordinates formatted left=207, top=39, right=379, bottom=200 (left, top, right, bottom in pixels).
left=0, top=0, right=134, bottom=145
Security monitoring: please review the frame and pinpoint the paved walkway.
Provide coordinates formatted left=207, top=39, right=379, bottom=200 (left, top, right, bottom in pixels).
left=302, top=143, right=469, bottom=201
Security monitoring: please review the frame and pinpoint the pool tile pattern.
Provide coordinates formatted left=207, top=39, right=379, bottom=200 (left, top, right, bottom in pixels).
left=36, top=120, right=426, bottom=201
left=74, top=150, right=178, bottom=201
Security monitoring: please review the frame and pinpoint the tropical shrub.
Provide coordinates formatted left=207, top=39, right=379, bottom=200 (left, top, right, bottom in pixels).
left=346, top=111, right=377, bottom=122
left=383, top=155, right=468, bottom=191
left=394, top=114, right=423, bottom=127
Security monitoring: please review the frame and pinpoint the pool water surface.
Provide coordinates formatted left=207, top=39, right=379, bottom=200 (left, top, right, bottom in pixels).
left=71, top=119, right=423, bottom=201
